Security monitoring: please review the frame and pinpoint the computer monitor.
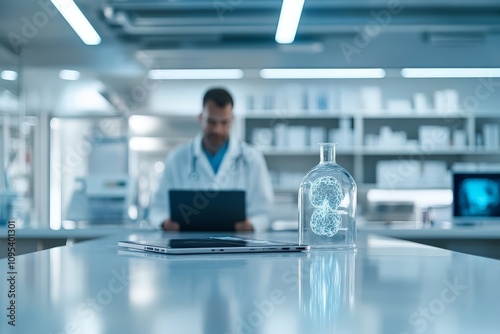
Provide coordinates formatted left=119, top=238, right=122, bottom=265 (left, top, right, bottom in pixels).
left=452, top=172, right=500, bottom=223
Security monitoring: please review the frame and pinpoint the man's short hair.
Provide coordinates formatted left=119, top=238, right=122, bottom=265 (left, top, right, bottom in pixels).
left=203, top=88, right=234, bottom=108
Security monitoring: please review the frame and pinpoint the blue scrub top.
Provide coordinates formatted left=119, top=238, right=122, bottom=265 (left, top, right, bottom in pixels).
left=203, top=140, right=229, bottom=174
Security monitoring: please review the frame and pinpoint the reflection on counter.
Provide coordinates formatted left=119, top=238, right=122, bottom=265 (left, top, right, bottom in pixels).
left=299, top=251, right=356, bottom=333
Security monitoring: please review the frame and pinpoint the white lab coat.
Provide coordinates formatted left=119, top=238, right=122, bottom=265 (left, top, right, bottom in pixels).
left=149, top=133, right=274, bottom=232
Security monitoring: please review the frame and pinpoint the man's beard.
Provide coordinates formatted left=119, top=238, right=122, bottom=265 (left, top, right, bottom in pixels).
left=206, top=134, right=228, bottom=149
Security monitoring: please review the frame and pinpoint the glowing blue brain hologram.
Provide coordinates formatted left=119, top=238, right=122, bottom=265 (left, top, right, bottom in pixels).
left=310, top=209, right=342, bottom=237
left=309, top=176, right=344, bottom=237
left=310, top=176, right=343, bottom=209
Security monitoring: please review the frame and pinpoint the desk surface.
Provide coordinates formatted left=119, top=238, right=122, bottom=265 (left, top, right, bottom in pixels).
left=1, top=231, right=500, bottom=334
left=4, top=224, right=500, bottom=239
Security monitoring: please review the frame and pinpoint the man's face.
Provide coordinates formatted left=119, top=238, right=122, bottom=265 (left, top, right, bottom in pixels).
left=199, top=100, right=233, bottom=150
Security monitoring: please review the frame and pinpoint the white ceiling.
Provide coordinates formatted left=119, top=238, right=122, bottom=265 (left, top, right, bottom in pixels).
left=2, top=0, right=500, bottom=110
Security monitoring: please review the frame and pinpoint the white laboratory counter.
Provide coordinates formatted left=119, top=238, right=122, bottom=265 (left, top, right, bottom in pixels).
left=361, top=224, right=500, bottom=259
left=3, top=223, right=500, bottom=239
left=0, top=225, right=145, bottom=258
left=1, top=231, right=500, bottom=334
left=0, top=225, right=130, bottom=239
left=3, top=224, right=500, bottom=259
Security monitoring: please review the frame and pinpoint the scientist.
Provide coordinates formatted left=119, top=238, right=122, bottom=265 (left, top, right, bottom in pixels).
left=149, top=88, right=274, bottom=232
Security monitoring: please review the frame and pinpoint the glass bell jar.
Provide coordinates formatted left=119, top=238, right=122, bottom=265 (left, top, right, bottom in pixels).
left=298, top=143, right=357, bottom=249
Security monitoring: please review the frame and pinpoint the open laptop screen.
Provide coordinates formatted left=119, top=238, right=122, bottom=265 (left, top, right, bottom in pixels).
left=169, top=190, right=246, bottom=231
left=453, top=172, right=500, bottom=221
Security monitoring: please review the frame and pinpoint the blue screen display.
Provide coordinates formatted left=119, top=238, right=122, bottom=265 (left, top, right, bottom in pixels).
left=453, top=173, right=500, bottom=218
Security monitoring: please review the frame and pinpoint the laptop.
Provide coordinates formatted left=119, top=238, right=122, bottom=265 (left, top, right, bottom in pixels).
left=169, top=190, right=245, bottom=231
left=452, top=171, right=500, bottom=224
left=118, top=236, right=310, bottom=255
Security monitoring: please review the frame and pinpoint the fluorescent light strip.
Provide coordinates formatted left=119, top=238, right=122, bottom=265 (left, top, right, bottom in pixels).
left=50, top=0, right=101, bottom=45
left=260, top=68, right=386, bottom=79
left=401, top=68, right=500, bottom=78
left=129, top=137, right=165, bottom=151
left=0, top=70, right=17, bottom=81
left=59, top=69, right=80, bottom=80
left=367, top=189, right=453, bottom=207
left=148, top=69, right=244, bottom=80
left=275, top=0, right=305, bottom=44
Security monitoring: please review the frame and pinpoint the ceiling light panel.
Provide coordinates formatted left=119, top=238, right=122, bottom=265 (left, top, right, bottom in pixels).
left=260, top=68, right=386, bottom=79
left=148, top=69, right=244, bottom=80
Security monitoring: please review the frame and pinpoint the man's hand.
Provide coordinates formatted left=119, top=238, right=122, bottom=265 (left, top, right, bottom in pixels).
left=235, top=220, right=254, bottom=232
left=160, top=220, right=180, bottom=231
